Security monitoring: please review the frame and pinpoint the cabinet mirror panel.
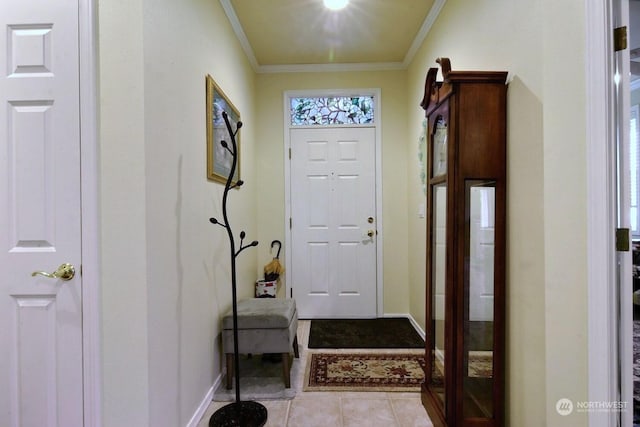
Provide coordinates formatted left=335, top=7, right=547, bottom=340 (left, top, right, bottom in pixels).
left=430, top=183, right=447, bottom=406
left=463, top=181, right=496, bottom=418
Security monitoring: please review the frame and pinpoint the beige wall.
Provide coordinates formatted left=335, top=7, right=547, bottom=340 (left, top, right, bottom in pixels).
left=541, top=1, right=588, bottom=423
left=254, top=71, right=410, bottom=314
left=99, top=0, right=256, bottom=425
left=97, top=0, right=593, bottom=425
left=407, top=0, right=587, bottom=425
left=98, top=0, right=149, bottom=425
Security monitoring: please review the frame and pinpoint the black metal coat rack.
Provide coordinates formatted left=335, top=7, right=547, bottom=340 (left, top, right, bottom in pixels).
left=208, top=112, right=267, bottom=426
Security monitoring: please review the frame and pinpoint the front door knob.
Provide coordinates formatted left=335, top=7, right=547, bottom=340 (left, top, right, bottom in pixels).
left=32, top=263, right=76, bottom=281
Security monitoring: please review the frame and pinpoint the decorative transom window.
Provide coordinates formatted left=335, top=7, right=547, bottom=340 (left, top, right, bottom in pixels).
left=290, top=96, right=375, bottom=126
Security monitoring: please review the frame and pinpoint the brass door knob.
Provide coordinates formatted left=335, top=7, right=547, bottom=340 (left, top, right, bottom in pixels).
left=32, top=263, right=76, bottom=281
left=367, top=230, right=375, bottom=238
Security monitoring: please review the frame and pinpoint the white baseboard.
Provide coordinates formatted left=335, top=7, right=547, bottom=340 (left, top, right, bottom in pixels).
left=184, top=373, right=222, bottom=427
left=382, top=312, right=425, bottom=340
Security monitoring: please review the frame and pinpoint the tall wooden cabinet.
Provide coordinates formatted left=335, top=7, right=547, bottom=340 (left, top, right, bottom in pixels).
left=420, top=58, right=507, bottom=427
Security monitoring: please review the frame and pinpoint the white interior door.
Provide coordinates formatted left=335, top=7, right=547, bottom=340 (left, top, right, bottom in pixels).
left=290, top=127, right=377, bottom=318
left=0, top=0, right=84, bottom=426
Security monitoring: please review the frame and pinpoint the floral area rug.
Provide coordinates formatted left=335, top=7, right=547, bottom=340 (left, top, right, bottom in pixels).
left=304, top=352, right=425, bottom=392
left=467, top=351, right=493, bottom=378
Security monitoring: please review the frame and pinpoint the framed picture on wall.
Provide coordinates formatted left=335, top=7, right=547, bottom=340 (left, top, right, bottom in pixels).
left=206, top=74, right=240, bottom=185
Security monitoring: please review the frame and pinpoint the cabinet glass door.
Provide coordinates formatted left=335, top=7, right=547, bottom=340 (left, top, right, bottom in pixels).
left=432, top=117, right=447, bottom=177
left=463, top=181, right=496, bottom=418
left=430, top=183, right=447, bottom=406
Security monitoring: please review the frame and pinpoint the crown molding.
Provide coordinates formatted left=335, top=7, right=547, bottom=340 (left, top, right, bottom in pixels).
left=402, top=0, right=446, bottom=68
left=220, top=0, right=259, bottom=70
left=220, top=0, right=446, bottom=74
left=257, top=61, right=405, bottom=74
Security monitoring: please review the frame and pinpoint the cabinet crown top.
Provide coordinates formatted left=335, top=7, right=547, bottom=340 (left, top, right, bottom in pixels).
left=420, top=58, right=508, bottom=112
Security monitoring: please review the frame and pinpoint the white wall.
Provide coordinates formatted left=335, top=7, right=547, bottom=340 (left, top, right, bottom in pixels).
left=99, top=0, right=257, bottom=425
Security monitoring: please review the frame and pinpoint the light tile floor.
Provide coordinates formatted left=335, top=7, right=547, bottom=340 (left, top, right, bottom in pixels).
left=197, top=320, right=433, bottom=427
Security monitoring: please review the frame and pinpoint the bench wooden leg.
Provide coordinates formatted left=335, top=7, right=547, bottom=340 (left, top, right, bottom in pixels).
left=282, top=352, right=291, bottom=388
left=293, top=335, right=300, bottom=358
left=226, top=353, right=233, bottom=390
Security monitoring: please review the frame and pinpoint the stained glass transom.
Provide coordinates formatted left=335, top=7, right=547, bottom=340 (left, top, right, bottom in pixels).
left=290, top=96, right=375, bottom=126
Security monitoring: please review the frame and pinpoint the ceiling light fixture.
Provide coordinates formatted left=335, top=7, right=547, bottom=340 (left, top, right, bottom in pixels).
left=323, top=0, right=349, bottom=11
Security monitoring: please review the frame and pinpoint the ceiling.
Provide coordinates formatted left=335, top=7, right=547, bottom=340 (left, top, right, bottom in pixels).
left=222, top=0, right=443, bottom=73
left=223, top=0, right=640, bottom=78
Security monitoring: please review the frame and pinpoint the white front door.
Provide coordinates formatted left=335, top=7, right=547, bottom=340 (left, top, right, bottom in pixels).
left=290, top=127, right=377, bottom=318
left=0, top=0, right=84, bottom=426
left=468, top=186, right=495, bottom=322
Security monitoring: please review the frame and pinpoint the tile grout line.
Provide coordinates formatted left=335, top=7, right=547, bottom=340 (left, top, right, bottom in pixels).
left=388, top=394, right=402, bottom=427
left=283, top=399, right=292, bottom=427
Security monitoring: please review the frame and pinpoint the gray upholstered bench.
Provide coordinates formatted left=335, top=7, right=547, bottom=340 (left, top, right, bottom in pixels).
left=222, top=298, right=299, bottom=389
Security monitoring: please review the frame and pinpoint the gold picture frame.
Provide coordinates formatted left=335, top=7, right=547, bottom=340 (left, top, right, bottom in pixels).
left=206, top=74, right=240, bottom=185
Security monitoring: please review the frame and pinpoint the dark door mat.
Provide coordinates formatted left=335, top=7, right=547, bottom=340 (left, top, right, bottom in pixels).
left=308, top=318, right=424, bottom=349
